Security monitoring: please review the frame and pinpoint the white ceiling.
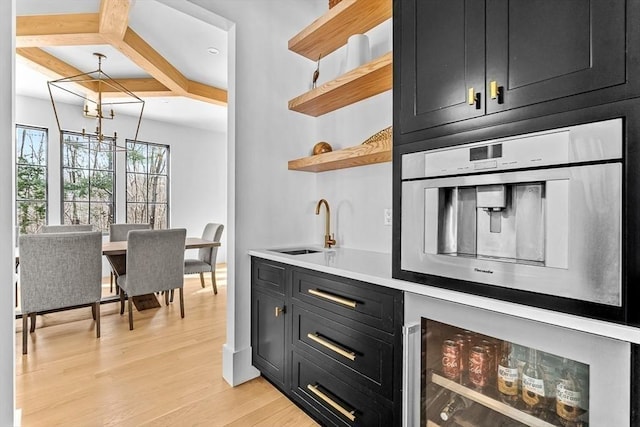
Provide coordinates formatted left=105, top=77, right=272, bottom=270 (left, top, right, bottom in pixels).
left=15, top=0, right=229, bottom=133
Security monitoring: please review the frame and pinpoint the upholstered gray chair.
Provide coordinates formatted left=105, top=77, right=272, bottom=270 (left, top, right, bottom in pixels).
left=108, top=223, right=151, bottom=292
left=184, top=223, right=224, bottom=294
left=116, top=228, right=187, bottom=330
left=39, top=224, right=93, bottom=233
left=19, top=231, right=103, bottom=354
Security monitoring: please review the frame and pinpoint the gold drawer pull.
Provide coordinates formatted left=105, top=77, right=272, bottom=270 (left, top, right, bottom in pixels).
left=308, top=289, right=357, bottom=308
left=307, top=384, right=356, bottom=422
left=307, top=333, right=356, bottom=361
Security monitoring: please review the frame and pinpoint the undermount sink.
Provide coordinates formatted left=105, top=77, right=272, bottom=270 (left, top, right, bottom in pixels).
left=273, top=248, right=321, bottom=255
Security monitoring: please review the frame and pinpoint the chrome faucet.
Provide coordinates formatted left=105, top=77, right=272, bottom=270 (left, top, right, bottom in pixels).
left=315, top=198, right=336, bottom=248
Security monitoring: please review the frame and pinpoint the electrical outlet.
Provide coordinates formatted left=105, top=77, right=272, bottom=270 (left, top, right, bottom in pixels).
left=384, top=208, right=392, bottom=226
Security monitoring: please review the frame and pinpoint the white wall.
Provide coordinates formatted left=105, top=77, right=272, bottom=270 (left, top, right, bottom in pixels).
left=313, top=19, right=393, bottom=252
left=15, top=95, right=228, bottom=263
left=190, top=0, right=325, bottom=385
left=0, top=2, right=15, bottom=424
left=189, top=0, right=393, bottom=385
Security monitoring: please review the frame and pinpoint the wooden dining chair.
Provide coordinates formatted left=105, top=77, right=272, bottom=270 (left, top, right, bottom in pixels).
left=108, top=223, right=151, bottom=292
left=19, top=231, right=103, bottom=354
left=116, top=228, right=187, bottom=330
left=184, top=223, right=224, bottom=295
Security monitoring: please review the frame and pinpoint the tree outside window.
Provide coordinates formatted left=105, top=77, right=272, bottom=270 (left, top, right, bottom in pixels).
left=16, top=125, right=48, bottom=235
left=126, top=140, right=169, bottom=229
left=61, top=131, right=115, bottom=233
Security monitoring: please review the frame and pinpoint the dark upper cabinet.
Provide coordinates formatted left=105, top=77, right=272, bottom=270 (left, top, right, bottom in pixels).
left=485, top=0, right=626, bottom=114
left=396, top=0, right=628, bottom=137
left=399, top=0, right=485, bottom=131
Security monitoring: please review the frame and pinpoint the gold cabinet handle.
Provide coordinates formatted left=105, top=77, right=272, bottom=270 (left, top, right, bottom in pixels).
left=308, top=289, right=357, bottom=308
left=490, top=80, right=499, bottom=99
left=468, top=87, right=475, bottom=105
left=307, top=333, right=356, bottom=361
left=275, top=306, right=285, bottom=317
left=307, top=384, right=356, bottom=422
left=468, top=87, right=481, bottom=109
left=490, top=80, right=504, bottom=104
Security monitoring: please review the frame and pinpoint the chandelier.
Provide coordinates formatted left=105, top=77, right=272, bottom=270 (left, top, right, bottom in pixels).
left=47, top=52, right=145, bottom=152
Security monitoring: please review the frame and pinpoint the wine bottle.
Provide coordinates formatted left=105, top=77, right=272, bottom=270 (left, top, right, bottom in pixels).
left=497, top=341, right=520, bottom=405
left=439, top=394, right=470, bottom=422
left=521, top=348, right=550, bottom=414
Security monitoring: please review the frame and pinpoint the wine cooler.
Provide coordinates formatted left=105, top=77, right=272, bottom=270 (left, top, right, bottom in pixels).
left=403, top=293, right=638, bottom=426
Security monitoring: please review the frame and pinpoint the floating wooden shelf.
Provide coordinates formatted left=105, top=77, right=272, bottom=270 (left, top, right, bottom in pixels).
left=288, top=0, right=392, bottom=61
left=288, top=52, right=392, bottom=117
left=288, top=134, right=391, bottom=172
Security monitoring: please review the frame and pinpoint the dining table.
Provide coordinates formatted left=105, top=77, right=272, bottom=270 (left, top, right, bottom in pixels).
left=15, top=237, right=221, bottom=314
left=103, top=237, right=221, bottom=310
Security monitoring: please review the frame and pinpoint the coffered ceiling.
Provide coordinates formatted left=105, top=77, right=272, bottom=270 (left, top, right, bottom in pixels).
left=15, top=0, right=228, bottom=133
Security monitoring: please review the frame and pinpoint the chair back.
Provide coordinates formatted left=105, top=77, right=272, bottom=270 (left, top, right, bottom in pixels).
left=125, top=228, right=187, bottom=296
left=110, top=223, right=151, bottom=242
left=40, top=224, right=93, bottom=233
left=19, top=231, right=102, bottom=313
left=199, top=223, right=224, bottom=265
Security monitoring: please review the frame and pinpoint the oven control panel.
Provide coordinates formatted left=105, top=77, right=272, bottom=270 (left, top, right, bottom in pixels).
left=401, top=119, right=622, bottom=180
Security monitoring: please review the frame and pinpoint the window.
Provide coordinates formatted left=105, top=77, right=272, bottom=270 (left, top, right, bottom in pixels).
left=16, top=125, right=48, bottom=235
left=126, top=140, right=169, bottom=229
left=61, top=131, right=115, bottom=232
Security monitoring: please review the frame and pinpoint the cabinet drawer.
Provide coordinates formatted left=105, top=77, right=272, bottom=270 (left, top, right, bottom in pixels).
left=291, top=269, right=400, bottom=333
left=291, top=352, right=394, bottom=427
left=292, top=305, right=395, bottom=399
left=252, top=257, right=286, bottom=295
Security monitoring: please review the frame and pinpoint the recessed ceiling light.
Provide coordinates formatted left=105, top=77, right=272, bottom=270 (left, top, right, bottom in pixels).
left=207, top=47, right=220, bottom=55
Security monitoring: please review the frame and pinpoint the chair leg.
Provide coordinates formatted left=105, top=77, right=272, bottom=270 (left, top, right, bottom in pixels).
left=91, top=304, right=96, bottom=320
left=95, top=302, right=101, bottom=338
left=128, top=297, right=134, bottom=330
left=29, top=313, right=36, bottom=333
left=165, top=291, right=170, bottom=305
left=110, top=272, right=114, bottom=293
left=199, top=272, right=205, bottom=288
left=211, top=271, right=218, bottom=295
left=22, top=314, right=28, bottom=355
left=170, top=289, right=174, bottom=303
left=179, top=288, right=184, bottom=318
left=120, top=290, right=125, bottom=315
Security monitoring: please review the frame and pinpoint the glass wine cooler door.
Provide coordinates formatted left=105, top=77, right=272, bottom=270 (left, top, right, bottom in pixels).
left=403, top=293, right=632, bottom=427
left=424, top=319, right=588, bottom=426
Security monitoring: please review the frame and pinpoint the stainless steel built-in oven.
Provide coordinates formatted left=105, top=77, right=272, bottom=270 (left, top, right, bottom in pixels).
left=400, top=119, right=622, bottom=308
left=403, top=293, right=638, bottom=427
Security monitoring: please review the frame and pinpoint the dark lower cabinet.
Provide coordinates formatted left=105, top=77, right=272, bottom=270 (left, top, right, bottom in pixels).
left=251, top=257, right=404, bottom=426
left=291, top=352, right=394, bottom=427
left=251, top=258, right=288, bottom=390
left=252, top=290, right=287, bottom=389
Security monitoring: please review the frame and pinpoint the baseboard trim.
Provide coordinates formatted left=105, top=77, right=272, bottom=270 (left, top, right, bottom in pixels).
left=222, top=344, right=260, bottom=387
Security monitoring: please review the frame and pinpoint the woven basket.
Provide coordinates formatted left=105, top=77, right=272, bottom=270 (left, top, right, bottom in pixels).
left=362, top=126, right=392, bottom=145
left=329, top=0, right=342, bottom=9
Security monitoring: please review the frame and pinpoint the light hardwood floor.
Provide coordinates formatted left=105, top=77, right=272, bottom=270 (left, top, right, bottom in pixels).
left=15, top=266, right=318, bottom=426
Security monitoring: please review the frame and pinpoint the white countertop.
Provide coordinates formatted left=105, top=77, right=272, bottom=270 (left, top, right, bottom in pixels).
left=248, top=246, right=640, bottom=345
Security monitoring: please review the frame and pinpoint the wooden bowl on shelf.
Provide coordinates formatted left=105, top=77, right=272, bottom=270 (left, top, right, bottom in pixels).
left=312, top=142, right=333, bottom=155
